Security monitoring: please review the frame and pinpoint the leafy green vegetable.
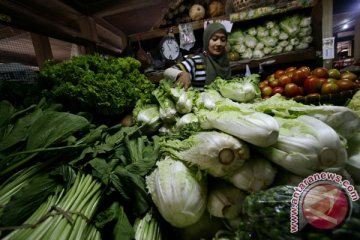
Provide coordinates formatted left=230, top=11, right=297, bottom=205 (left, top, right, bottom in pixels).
left=160, top=131, right=250, bottom=177
left=146, top=157, right=207, bottom=228
left=258, top=115, right=347, bottom=176
left=224, top=155, right=277, bottom=193
left=38, top=55, right=155, bottom=117
left=209, top=75, right=261, bottom=103
left=196, top=107, right=279, bottom=147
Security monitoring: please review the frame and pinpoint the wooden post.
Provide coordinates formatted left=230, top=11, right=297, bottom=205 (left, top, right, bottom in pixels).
left=79, top=16, right=98, bottom=54
left=30, top=33, right=53, bottom=69
left=322, top=0, right=333, bottom=68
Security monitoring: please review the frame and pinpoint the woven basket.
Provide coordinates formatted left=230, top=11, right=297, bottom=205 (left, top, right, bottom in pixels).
left=232, top=0, right=256, bottom=12
left=230, top=0, right=276, bottom=12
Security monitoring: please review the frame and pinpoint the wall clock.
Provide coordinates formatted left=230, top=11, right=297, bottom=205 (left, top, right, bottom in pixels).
left=160, top=32, right=180, bottom=61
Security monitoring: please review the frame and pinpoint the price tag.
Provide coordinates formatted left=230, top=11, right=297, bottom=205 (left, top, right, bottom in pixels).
left=322, top=37, right=335, bottom=59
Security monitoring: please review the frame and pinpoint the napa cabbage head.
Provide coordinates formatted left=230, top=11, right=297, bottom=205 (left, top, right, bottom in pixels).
left=196, top=108, right=279, bottom=147
left=258, top=115, right=347, bottom=176
left=194, top=89, right=224, bottom=111
left=224, top=155, right=277, bottom=193
left=254, top=94, right=360, bottom=138
left=175, top=113, right=199, bottom=129
left=228, top=30, right=245, bottom=45
left=160, top=131, right=250, bottom=177
left=152, top=80, right=177, bottom=123
left=176, top=88, right=197, bottom=114
left=345, top=131, right=360, bottom=183
left=146, top=157, right=207, bottom=228
left=208, top=75, right=261, bottom=103
left=133, top=100, right=161, bottom=131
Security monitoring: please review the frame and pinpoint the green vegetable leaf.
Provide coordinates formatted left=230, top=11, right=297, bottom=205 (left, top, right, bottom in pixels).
left=0, top=100, right=16, bottom=129
left=113, top=204, right=135, bottom=240
left=89, top=158, right=113, bottom=185
left=0, top=172, right=60, bottom=226
left=26, top=111, right=90, bottom=150
left=0, top=109, right=43, bottom=152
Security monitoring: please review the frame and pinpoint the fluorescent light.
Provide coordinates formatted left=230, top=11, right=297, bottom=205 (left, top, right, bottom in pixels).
left=342, top=24, right=349, bottom=30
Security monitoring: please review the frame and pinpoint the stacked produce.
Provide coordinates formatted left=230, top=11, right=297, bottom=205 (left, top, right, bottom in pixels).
left=259, top=66, right=359, bottom=100
left=132, top=75, right=360, bottom=238
left=228, top=14, right=313, bottom=61
left=1, top=59, right=360, bottom=239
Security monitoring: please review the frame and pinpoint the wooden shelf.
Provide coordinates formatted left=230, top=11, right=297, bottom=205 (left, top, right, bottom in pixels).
left=128, top=15, right=229, bottom=42
left=230, top=48, right=317, bottom=71
left=229, top=0, right=317, bottom=23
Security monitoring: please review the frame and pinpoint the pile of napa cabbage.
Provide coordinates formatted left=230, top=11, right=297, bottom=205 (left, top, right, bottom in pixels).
left=132, top=79, right=360, bottom=238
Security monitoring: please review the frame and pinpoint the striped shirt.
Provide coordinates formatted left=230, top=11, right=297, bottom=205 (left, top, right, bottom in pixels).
left=172, top=55, right=206, bottom=89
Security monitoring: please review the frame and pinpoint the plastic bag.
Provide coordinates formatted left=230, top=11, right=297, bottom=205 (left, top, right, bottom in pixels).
left=179, top=23, right=196, bottom=51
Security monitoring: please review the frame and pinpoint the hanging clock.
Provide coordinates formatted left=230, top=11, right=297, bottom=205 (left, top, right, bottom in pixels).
left=160, top=30, right=180, bottom=61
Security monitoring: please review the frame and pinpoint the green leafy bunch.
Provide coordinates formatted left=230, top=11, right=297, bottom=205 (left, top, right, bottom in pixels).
left=38, top=55, right=155, bottom=116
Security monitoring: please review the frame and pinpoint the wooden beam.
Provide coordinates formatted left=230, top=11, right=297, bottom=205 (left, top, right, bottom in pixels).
left=30, top=33, right=53, bottom=69
left=96, top=24, right=123, bottom=54
left=94, top=17, right=128, bottom=49
left=0, top=0, right=123, bottom=54
left=128, top=15, right=229, bottom=42
left=0, top=49, right=37, bottom=66
left=94, top=0, right=164, bottom=18
left=0, top=26, right=24, bottom=40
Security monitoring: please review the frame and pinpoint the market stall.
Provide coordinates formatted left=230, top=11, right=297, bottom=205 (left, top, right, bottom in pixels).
left=0, top=0, right=360, bottom=240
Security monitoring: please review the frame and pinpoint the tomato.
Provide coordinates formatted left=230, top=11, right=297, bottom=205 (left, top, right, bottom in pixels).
left=269, top=79, right=279, bottom=87
left=298, top=86, right=304, bottom=95
left=327, top=78, right=337, bottom=83
left=292, top=69, right=306, bottom=86
left=272, top=86, right=284, bottom=95
left=340, top=71, right=357, bottom=81
left=285, top=66, right=297, bottom=73
left=259, top=81, right=268, bottom=89
left=299, top=66, right=311, bottom=77
left=312, top=67, right=329, bottom=79
left=261, top=86, right=273, bottom=97
left=321, top=82, right=339, bottom=94
left=286, top=71, right=294, bottom=80
left=284, top=83, right=301, bottom=97
left=278, top=74, right=292, bottom=87
left=307, top=93, right=321, bottom=97
left=318, top=78, right=327, bottom=85
left=274, top=70, right=286, bottom=79
left=336, top=79, right=354, bottom=91
left=267, top=74, right=276, bottom=82
left=328, top=69, right=341, bottom=79
left=304, top=76, right=322, bottom=94
left=293, top=95, right=304, bottom=101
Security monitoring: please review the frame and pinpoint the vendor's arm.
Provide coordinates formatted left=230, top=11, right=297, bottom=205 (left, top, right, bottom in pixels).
left=163, top=56, right=205, bottom=89
left=163, top=66, right=191, bottom=89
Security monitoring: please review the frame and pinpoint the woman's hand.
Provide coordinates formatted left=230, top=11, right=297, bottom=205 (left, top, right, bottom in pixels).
left=174, top=72, right=191, bottom=89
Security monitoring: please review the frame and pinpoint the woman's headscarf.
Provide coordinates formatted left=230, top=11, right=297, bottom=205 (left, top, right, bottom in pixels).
left=202, top=22, right=231, bottom=85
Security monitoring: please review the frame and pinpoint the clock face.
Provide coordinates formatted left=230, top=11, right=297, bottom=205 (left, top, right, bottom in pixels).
left=160, top=37, right=180, bottom=61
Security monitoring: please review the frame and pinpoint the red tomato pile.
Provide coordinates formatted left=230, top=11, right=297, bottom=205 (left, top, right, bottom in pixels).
left=259, top=66, right=360, bottom=99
